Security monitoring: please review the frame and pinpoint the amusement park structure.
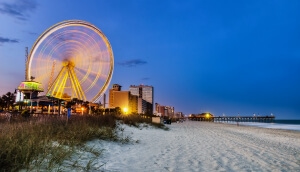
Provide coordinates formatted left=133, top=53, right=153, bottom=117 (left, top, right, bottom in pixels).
left=15, top=20, right=114, bottom=114
left=22, top=20, right=114, bottom=103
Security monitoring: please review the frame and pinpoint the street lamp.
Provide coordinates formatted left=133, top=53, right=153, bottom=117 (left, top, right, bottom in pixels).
left=30, top=90, right=33, bottom=113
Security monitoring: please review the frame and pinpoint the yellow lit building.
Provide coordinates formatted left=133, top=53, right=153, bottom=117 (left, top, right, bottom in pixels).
left=109, top=84, right=138, bottom=114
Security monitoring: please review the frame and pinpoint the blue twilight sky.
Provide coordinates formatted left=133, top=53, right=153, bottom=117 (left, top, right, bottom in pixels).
left=0, top=0, right=299, bottom=119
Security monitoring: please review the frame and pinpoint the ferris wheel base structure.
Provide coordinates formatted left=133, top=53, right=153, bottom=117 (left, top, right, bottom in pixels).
left=27, top=20, right=114, bottom=103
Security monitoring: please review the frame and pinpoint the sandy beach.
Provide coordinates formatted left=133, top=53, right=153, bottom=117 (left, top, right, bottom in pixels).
left=73, top=121, right=300, bottom=171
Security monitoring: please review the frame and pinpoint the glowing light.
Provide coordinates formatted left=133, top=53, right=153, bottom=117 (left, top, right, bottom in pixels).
left=18, top=81, right=44, bottom=92
left=123, top=107, right=128, bottom=114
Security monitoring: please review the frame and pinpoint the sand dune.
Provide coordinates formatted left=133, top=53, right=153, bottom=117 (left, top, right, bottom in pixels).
left=80, top=121, right=300, bottom=171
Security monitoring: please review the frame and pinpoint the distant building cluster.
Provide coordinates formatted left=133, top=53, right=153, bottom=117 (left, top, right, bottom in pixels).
left=108, top=83, right=183, bottom=117
left=155, top=103, right=174, bottom=117
left=155, top=103, right=184, bottom=118
left=109, top=84, right=154, bottom=115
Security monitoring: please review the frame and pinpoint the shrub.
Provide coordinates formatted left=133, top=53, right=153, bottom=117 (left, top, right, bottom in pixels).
left=21, top=109, right=30, bottom=118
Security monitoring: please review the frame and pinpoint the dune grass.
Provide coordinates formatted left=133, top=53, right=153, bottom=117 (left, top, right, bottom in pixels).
left=120, top=114, right=168, bottom=130
left=0, top=113, right=167, bottom=171
left=0, top=114, right=118, bottom=171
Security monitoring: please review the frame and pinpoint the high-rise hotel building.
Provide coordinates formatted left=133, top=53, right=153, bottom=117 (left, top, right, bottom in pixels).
left=109, top=84, right=138, bottom=114
left=129, top=85, right=154, bottom=115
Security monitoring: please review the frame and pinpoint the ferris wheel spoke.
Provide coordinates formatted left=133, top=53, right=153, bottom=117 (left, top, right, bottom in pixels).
left=73, top=68, right=90, bottom=83
left=73, top=66, right=102, bottom=92
left=72, top=64, right=97, bottom=91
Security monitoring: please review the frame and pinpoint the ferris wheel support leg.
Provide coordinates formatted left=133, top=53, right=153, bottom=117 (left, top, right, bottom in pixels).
left=56, top=73, right=68, bottom=99
left=69, top=68, right=86, bottom=101
left=47, top=67, right=67, bottom=96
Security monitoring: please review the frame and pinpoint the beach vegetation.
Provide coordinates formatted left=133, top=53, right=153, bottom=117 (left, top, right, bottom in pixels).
left=0, top=111, right=168, bottom=171
left=120, top=113, right=169, bottom=130
left=0, top=114, right=118, bottom=171
left=0, top=92, right=16, bottom=111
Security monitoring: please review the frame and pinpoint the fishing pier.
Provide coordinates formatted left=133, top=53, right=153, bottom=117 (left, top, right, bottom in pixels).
left=188, top=115, right=275, bottom=122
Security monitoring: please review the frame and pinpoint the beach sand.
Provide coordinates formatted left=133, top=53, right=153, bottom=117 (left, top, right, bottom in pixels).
left=78, top=121, right=300, bottom=171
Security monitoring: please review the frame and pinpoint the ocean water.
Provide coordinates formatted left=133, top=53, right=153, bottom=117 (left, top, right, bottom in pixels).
left=273, top=120, right=300, bottom=125
left=217, top=120, right=300, bottom=132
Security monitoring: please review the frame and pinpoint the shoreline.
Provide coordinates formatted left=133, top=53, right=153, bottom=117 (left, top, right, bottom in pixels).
left=214, top=120, right=300, bottom=132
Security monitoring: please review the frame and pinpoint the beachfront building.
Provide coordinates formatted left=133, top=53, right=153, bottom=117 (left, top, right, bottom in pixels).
left=109, top=84, right=138, bottom=114
left=155, top=103, right=174, bottom=117
left=129, top=85, right=154, bottom=115
left=175, top=112, right=184, bottom=118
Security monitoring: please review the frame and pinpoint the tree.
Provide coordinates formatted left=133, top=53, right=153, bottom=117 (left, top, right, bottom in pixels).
left=0, top=96, right=4, bottom=110
left=115, top=107, right=122, bottom=116
left=1, top=92, right=16, bottom=110
left=82, top=101, right=89, bottom=110
left=66, top=98, right=83, bottom=108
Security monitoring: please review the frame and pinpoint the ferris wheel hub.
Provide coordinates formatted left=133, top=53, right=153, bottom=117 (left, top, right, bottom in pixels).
left=62, top=61, right=75, bottom=67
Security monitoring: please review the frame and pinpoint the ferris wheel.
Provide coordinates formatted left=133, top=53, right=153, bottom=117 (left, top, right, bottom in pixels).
left=27, top=20, right=114, bottom=103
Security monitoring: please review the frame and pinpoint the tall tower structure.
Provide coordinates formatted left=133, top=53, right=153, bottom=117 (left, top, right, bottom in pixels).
left=129, top=85, right=154, bottom=115
left=103, top=93, right=106, bottom=108
left=25, top=47, right=28, bottom=81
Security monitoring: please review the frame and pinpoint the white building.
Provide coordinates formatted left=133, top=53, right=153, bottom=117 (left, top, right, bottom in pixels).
left=129, top=85, right=154, bottom=114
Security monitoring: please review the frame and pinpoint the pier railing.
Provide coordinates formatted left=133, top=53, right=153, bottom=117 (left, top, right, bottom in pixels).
left=188, top=116, right=275, bottom=122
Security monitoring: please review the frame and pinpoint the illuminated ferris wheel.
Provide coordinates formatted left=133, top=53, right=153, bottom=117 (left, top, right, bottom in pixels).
left=27, top=20, right=114, bottom=103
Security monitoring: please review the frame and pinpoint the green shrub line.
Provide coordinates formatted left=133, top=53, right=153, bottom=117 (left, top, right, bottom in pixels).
left=0, top=113, right=168, bottom=171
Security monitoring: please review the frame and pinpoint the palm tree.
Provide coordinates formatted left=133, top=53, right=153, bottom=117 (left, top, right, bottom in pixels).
left=0, top=96, right=5, bottom=110
left=1, top=94, right=8, bottom=110
left=2, top=92, right=16, bottom=110
left=0, top=92, right=15, bottom=110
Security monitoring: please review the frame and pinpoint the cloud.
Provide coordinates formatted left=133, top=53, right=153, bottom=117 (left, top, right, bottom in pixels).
left=0, top=36, right=19, bottom=44
left=118, top=59, right=147, bottom=67
left=0, top=0, right=37, bottom=20
left=27, top=31, right=38, bottom=36
left=141, top=77, right=150, bottom=81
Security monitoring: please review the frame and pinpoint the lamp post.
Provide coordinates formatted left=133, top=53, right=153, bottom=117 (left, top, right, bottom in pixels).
left=30, top=90, right=33, bottom=113
left=50, top=96, right=54, bottom=115
left=53, top=98, right=56, bottom=115
left=89, top=103, right=91, bottom=115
